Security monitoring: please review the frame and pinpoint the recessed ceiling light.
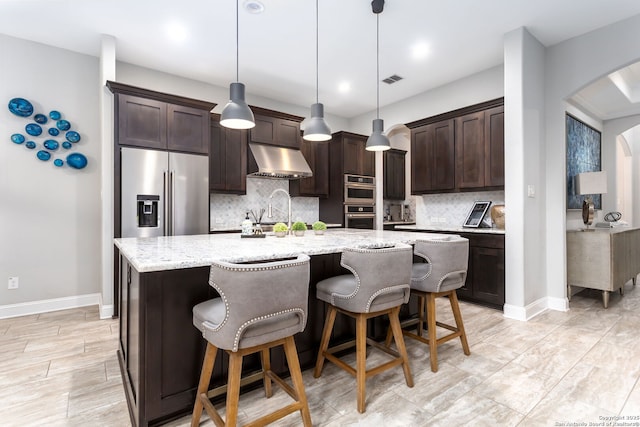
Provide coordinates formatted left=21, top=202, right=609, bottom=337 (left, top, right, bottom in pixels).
left=338, top=82, right=351, bottom=93
left=166, top=22, right=188, bottom=43
left=244, top=0, right=265, bottom=14
left=411, top=42, right=430, bottom=60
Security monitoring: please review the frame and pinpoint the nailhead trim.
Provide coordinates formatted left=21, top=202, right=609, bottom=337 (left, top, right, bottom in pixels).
left=366, top=284, right=410, bottom=312
left=212, top=260, right=308, bottom=272
left=233, top=308, right=305, bottom=352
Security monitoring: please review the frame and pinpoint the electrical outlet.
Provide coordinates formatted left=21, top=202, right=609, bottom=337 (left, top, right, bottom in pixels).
left=8, top=277, right=19, bottom=290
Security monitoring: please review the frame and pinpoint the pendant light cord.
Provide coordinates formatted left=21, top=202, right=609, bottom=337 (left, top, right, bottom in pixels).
left=236, top=0, right=239, bottom=82
left=376, top=13, right=380, bottom=120
left=315, top=0, right=319, bottom=103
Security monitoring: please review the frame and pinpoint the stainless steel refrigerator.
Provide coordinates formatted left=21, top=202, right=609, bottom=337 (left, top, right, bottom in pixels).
left=121, top=147, right=209, bottom=238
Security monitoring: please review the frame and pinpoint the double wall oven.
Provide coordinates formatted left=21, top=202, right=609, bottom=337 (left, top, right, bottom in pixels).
left=344, top=174, right=375, bottom=229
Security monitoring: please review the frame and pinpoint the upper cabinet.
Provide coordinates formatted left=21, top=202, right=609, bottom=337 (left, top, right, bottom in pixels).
left=290, top=139, right=330, bottom=198
left=340, top=133, right=375, bottom=177
left=408, top=98, right=504, bottom=195
left=209, top=114, right=247, bottom=194
left=249, top=106, right=303, bottom=149
left=107, top=81, right=215, bottom=155
left=384, top=149, right=406, bottom=200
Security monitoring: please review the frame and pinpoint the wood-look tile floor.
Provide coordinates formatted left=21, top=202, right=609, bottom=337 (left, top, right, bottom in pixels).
left=2, top=284, right=640, bottom=426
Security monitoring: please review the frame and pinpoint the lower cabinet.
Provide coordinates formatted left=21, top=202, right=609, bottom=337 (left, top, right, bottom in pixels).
left=457, top=233, right=505, bottom=308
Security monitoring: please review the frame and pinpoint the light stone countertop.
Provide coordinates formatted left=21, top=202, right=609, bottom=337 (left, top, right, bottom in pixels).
left=395, top=224, right=505, bottom=235
left=114, top=228, right=456, bottom=273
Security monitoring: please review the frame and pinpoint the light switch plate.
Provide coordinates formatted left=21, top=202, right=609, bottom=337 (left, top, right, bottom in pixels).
left=8, top=277, right=18, bottom=290
left=527, top=185, right=535, bottom=198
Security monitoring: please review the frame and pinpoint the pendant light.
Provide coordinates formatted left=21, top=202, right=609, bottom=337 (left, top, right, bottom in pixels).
left=366, top=1, right=390, bottom=151
left=220, top=0, right=255, bottom=129
left=303, top=0, right=331, bottom=141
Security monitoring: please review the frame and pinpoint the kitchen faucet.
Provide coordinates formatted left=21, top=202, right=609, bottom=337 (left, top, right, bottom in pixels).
left=267, top=188, right=292, bottom=231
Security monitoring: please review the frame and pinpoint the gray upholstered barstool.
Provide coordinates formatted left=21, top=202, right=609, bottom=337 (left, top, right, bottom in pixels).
left=191, top=255, right=312, bottom=427
left=393, top=236, right=470, bottom=373
left=313, top=244, right=414, bottom=413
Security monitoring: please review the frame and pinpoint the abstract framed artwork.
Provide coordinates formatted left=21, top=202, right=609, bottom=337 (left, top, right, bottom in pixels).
left=566, top=113, right=601, bottom=210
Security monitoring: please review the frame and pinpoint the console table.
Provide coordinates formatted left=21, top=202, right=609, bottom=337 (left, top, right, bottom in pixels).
left=566, top=227, right=640, bottom=308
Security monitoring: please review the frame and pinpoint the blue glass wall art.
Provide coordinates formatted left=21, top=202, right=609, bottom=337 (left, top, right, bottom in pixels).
left=11, top=133, right=25, bottom=144
left=37, top=150, right=51, bottom=161
left=66, top=153, right=87, bottom=169
left=8, top=98, right=34, bottom=117
left=25, top=123, right=42, bottom=136
left=7, top=98, right=87, bottom=171
left=566, top=114, right=602, bottom=210
left=34, top=114, right=48, bottom=124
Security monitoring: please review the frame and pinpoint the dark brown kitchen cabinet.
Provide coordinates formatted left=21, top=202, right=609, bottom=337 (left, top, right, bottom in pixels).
left=410, top=119, right=455, bottom=194
left=456, top=233, right=505, bottom=309
left=249, top=107, right=304, bottom=149
left=107, top=81, right=215, bottom=155
left=209, top=114, right=247, bottom=194
left=290, top=139, right=330, bottom=197
left=383, top=149, right=406, bottom=200
left=408, top=98, right=504, bottom=194
left=455, top=111, right=485, bottom=189
left=342, top=133, right=375, bottom=176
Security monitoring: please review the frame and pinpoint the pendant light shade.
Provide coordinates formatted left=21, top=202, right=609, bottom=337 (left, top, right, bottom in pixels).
left=303, top=0, right=331, bottom=141
left=221, top=0, right=255, bottom=130
left=366, top=3, right=390, bottom=151
left=220, top=82, right=255, bottom=129
left=304, top=103, right=331, bottom=141
left=366, top=118, right=391, bottom=151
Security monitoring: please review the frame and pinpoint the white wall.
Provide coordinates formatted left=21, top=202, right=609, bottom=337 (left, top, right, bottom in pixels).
left=0, top=34, right=101, bottom=313
left=544, top=13, right=640, bottom=302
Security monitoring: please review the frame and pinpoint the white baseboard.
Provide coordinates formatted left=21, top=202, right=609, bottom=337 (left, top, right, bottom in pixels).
left=503, top=296, right=566, bottom=321
left=0, top=293, right=101, bottom=319
left=99, top=304, right=114, bottom=319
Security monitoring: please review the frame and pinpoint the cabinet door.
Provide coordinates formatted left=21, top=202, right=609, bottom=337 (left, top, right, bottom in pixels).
left=411, top=119, right=454, bottom=194
left=470, top=246, right=505, bottom=306
left=484, top=106, right=504, bottom=187
left=455, top=111, right=485, bottom=188
left=276, top=119, right=301, bottom=149
left=117, top=94, right=167, bottom=149
left=249, top=115, right=300, bottom=149
left=384, top=149, right=406, bottom=200
left=362, top=144, right=376, bottom=177
left=209, top=120, right=247, bottom=194
left=167, top=104, right=210, bottom=154
left=291, top=140, right=329, bottom=197
left=342, top=136, right=362, bottom=175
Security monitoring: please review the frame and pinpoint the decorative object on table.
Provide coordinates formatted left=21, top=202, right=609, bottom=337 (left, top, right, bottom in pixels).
left=273, top=222, right=288, bottom=237
left=576, top=170, right=607, bottom=230
left=291, top=221, right=307, bottom=236
left=490, top=204, right=505, bottom=230
left=566, top=114, right=601, bottom=210
left=241, top=212, right=253, bottom=236
left=6, top=97, right=88, bottom=170
left=312, top=220, right=327, bottom=235
left=463, top=201, right=492, bottom=228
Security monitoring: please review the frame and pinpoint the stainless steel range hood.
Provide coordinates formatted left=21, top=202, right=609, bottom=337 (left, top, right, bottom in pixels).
left=248, top=143, right=313, bottom=179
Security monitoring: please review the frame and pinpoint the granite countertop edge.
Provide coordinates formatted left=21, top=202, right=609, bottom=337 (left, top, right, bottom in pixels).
left=394, top=224, right=506, bottom=235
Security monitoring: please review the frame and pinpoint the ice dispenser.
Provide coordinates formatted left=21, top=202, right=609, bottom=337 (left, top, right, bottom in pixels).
left=137, top=195, right=160, bottom=228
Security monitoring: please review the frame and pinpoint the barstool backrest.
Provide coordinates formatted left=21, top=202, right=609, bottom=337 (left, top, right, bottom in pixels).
left=202, top=254, right=310, bottom=351
left=338, top=243, right=413, bottom=312
left=412, top=237, right=469, bottom=293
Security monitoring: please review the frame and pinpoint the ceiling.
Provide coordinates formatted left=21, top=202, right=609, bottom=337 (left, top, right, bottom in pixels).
left=2, top=0, right=640, bottom=120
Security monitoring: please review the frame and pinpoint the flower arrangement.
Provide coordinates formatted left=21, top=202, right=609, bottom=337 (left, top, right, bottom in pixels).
left=291, top=221, right=307, bottom=236
left=273, top=222, right=288, bottom=237
left=312, top=221, right=327, bottom=235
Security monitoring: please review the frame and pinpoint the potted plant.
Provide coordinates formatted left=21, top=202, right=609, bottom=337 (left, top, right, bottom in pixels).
left=291, top=221, right=307, bottom=237
left=312, top=220, right=327, bottom=235
left=273, top=222, right=288, bottom=237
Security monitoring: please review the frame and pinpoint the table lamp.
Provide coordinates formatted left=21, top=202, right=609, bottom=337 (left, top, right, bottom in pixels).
left=576, top=171, right=607, bottom=230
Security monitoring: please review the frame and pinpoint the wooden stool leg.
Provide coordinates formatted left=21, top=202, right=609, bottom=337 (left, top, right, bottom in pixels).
left=427, top=293, right=438, bottom=372
left=356, top=313, right=367, bottom=413
left=225, top=352, right=243, bottom=427
left=417, top=294, right=426, bottom=337
left=449, top=291, right=470, bottom=355
left=314, top=305, right=337, bottom=378
left=260, top=348, right=273, bottom=398
left=283, top=336, right=312, bottom=427
left=389, top=306, right=414, bottom=388
left=191, top=342, right=217, bottom=427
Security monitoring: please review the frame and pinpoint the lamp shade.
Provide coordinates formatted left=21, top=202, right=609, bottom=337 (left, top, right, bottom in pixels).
left=303, top=103, right=331, bottom=141
left=366, top=118, right=390, bottom=151
left=576, top=171, right=607, bottom=195
left=220, top=82, right=255, bottom=129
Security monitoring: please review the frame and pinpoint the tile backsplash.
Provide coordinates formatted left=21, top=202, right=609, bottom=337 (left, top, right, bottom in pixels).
left=210, top=178, right=319, bottom=230
left=416, top=191, right=505, bottom=227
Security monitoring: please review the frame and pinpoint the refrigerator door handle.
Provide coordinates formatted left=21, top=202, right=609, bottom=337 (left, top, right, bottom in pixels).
left=163, top=171, right=168, bottom=236
left=169, top=170, right=175, bottom=236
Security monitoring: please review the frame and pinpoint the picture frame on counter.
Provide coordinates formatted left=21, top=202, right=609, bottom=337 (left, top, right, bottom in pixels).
left=463, top=201, right=492, bottom=228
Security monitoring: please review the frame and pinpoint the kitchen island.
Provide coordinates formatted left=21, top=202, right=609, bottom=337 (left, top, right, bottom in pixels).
left=114, top=229, right=451, bottom=427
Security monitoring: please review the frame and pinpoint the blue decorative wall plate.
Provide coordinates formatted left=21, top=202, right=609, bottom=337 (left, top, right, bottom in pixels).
left=56, top=120, right=71, bottom=131
left=37, top=150, right=51, bottom=161
left=62, top=141, right=72, bottom=149
left=25, top=141, right=36, bottom=149
left=49, top=110, right=61, bottom=120
left=54, top=159, right=64, bottom=167
left=34, top=114, right=48, bottom=124
left=48, top=128, right=60, bottom=136
left=25, top=123, right=43, bottom=136
left=66, top=152, right=87, bottom=169
left=11, top=133, right=25, bottom=144
left=44, top=140, right=59, bottom=150
left=8, top=98, right=34, bottom=117
left=65, top=131, right=80, bottom=143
